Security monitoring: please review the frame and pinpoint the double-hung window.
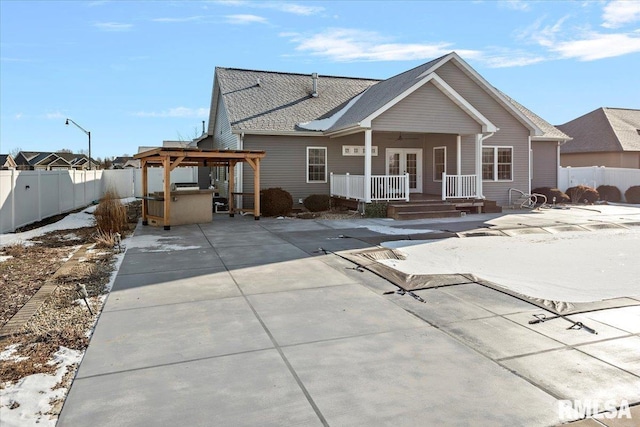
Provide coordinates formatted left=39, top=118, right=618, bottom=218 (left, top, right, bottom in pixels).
left=433, top=147, right=446, bottom=181
left=307, top=147, right=327, bottom=183
left=482, top=146, right=513, bottom=181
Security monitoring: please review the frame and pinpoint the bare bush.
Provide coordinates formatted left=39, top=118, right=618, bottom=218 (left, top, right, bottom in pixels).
left=94, top=191, right=127, bottom=234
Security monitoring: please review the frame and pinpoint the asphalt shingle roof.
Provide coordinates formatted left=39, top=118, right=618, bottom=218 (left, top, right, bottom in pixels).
left=216, top=67, right=379, bottom=133
left=499, top=93, right=571, bottom=140
left=558, top=108, right=640, bottom=153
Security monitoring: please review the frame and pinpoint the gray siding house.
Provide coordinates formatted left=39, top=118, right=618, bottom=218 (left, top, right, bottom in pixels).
left=558, top=107, right=640, bottom=169
left=198, top=52, right=569, bottom=209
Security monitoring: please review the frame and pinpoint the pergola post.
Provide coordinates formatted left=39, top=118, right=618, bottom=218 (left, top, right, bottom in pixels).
left=253, top=158, right=260, bottom=220
left=228, top=160, right=236, bottom=217
left=163, top=155, right=171, bottom=230
left=141, top=159, right=148, bottom=225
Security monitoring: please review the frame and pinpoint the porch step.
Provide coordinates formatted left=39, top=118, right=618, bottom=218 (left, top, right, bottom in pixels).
left=387, top=201, right=462, bottom=220
left=387, top=202, right=455, bottom=214
left=393, top=210, right=462, bottom=220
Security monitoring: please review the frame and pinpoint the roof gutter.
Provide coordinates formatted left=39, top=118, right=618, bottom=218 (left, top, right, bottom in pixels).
left=231, top=129, right=326, bottom=137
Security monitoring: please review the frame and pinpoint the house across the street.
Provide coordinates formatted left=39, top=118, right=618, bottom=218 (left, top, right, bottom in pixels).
left=197, top=52, right=570, bottom=216
left=558, top=107, right=640, bottom=169
left=13, top=151, right=93, bottom=170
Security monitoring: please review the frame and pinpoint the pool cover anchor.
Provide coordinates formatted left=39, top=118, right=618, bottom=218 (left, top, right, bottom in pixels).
left=528, top=313, right=598, bottom=335
left=383, top=289, right=426, bottom=303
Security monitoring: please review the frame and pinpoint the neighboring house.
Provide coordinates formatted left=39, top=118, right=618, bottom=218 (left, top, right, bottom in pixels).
left=0, top=154, right=17, bottom=169
left=199, top=52, right=570, bottom=209
left=558, top=107, right=640, bottom=169
left=112, top=156, right=136, bottom=169
left=13, top=151, right=93, bottom=170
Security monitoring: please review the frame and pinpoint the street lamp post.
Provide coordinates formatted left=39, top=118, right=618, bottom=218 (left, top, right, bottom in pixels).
left=65, top=118, right=91, bottom=170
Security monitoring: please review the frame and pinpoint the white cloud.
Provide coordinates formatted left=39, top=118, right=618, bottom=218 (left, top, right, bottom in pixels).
left=213, top=0, right=324, bottom=15
left=500, top=0, right=531, bottom=11
left=133, top=107, right=209, bottom=118
left=44, top=112, right=65, bottom=120
left=224, top=14, right=268, bottom=25
left=94, top=22, right=133, bottom=32
left=285, top=28, right=479, bottom=62
left=602, top=0, right=640, bottom=28
left=550, top=32, right=640, bottom=60
left=270, top=3, right=324, bottom=15
left=480, top=52, right=546, bottom=68
left=14, top=113, right=23, bottom=120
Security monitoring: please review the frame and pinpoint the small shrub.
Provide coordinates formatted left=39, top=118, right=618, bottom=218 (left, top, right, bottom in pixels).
left=94, top=191, right=127, bottom=234
left=625, top=185, right=640, bottom=204
left=303, top=194, right=331, bottom=212
left=565, top=185, right=599, bottom=204
left=260, top=188, right=293, bottom=217
left=364, top=202, right=388, bottom=218
left=596, top=185, right=622, bottom=203
left=531, top=187, right=570, bottom=204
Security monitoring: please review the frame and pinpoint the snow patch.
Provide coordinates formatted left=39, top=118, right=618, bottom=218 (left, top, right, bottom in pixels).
left=0, top=344, right=29, bottom=363
left=0, top=255, right=13, bottom=263
left=125, top=234, right=202, bottom=252
left=360, top=225, right=435, bottom=235
left=0, top=346, right=83, bottom=427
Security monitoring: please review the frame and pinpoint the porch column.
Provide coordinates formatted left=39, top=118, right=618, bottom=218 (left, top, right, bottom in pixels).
left=456, top=135, right=461, bottom=174
left=474, top=133, right=484, bottom=199
left=364, top=129, right=372, bottom=203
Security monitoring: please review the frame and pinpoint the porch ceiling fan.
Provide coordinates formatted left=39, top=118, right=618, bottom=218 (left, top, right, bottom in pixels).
left=386, top=132, right=420, bottom=141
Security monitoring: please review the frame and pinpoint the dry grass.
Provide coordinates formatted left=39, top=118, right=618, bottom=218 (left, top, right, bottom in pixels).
left=0, top=251, right=115, bottom=387
left=0, top=200, right=140, bottom=401
left=94, top=190, right=127, bottom=234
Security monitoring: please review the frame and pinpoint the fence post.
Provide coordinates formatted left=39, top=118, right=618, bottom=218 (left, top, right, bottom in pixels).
left=37, top=169, right=42, bottom=221
left=346, top=173, right=350, bottom=199
left=11, top=169, right=16, bottom=231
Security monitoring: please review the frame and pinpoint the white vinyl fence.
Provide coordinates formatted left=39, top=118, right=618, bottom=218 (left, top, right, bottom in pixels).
left=558, top=166, right=640, bottom=200
left=0, top=167, right=198, bottom=233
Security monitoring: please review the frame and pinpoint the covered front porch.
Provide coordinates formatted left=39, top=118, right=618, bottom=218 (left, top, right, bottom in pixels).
left=329, top=129, right=489, bottom=204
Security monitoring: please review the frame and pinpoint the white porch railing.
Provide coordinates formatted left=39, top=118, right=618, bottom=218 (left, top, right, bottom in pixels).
left=442, top=173, right=478, bottom=200
left=330, top=173, right=410, bottom=202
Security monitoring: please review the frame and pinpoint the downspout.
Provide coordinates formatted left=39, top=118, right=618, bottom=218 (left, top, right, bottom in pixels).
left=477, top=132, right=495, bottom=199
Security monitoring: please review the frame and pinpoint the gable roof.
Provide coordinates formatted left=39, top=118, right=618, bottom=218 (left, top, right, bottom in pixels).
left=558, top=108, right=640, bottom=153
left=211, top=52, right=566, bottom=140
left=0, top=154, right=16, bottom=167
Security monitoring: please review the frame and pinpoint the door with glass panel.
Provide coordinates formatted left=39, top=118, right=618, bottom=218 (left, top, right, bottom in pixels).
left=386, top=148, right=423, bottom=193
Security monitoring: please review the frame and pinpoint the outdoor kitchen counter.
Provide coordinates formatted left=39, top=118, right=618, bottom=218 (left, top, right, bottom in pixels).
left=146, top=189, right=214, bottom=226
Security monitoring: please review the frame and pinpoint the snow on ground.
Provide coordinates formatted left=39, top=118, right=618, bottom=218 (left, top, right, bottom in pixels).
left=381, top=228, right=640, bottom=303
left=0, top=197, right=138, bottom=248
left=124, top=234, right=203, bottom=252
left=358, top=225, right=436, bottom=235
left=0, top=347, right=83, bottom=427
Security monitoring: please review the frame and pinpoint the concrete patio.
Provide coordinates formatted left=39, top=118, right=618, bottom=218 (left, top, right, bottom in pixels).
left=57, top=207, right=640, bottom=426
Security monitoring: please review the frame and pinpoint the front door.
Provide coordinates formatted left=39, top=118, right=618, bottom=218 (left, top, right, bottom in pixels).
left=386, top=148, right=423, bottom=193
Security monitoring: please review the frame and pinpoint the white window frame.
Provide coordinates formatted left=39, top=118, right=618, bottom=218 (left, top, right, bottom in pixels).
left=482, top=146, right=513, bottom=182
left=306, top=146, right=327, bottom=183
left=433, top=146, right=446, bottom=182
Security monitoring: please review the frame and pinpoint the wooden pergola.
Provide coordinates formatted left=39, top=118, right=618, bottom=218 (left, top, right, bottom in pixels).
left=134, top=147, right=266, bottom=229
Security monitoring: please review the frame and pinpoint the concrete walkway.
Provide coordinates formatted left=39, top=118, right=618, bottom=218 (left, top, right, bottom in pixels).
left=58, top=209, right=640, bottom=426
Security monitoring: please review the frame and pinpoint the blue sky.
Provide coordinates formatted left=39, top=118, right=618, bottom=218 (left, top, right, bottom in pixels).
left=1, top=0, right=639, bottom=160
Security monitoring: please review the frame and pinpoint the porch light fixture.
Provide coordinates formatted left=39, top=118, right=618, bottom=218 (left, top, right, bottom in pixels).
left=65, top=118, right=92, bottom=170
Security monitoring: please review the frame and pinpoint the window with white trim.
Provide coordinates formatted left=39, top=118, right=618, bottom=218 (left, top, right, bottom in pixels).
left=482, top=146, right=513, bottom=181
left=307, top=147, right=327, bottom=183
left=433, top=146, right=446, bottom=182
